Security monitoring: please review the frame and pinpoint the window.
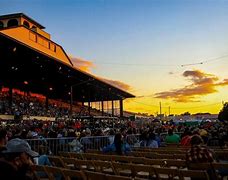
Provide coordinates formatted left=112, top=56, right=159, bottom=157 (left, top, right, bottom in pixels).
left=23, top=21, right=30, bottom=28
left=31, top=25, right=37, bottom=32
left=7, top=19, right=18, bottom=27
left=0, top=21, right=3, bottom=29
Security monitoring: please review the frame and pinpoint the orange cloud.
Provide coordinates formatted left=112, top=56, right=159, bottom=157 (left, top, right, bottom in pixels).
left=68, top=55, right=132, bottom=91
left=69, top=56, right=95, bottom=72
left=154, top=70, right=228, bottom=102
left=99, top=78, right=132, bottom=91
left=216, top=79, right=228, bottom=86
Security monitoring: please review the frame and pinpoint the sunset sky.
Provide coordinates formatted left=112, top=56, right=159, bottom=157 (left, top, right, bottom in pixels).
left=1, top=0, right=228, bottom=115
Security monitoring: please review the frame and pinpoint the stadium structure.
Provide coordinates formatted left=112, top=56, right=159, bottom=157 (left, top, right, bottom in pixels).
left=0, top=13, right=135, bottom=119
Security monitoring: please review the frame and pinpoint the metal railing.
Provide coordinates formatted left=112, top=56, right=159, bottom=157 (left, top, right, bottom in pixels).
left=26, top=136, right=114, bottom=155
left=126, top=134, right=141, bottom=147
left=80, top=135, right=114, bottom=151
left=25, top=132, right=184, bottom=155
left=26, top=137, right=75, bottom=155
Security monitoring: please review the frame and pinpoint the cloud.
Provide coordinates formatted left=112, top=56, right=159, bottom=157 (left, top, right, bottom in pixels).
left=154, top=70, right=228, bottom=102
left=168, top=71, right=174, bottom=75
left=69, top=56, right=95, bottom=72
left=68, top=55, right=132, bottom=92
left=99, top=77, right=132, bottom=91
left=216, top=79, right=228, bottom=86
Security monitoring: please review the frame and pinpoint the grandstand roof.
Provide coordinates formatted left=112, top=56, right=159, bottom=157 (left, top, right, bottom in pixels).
left=0, top=13, right=45, bottom=29
left=0, top=31, right=135, bottom=102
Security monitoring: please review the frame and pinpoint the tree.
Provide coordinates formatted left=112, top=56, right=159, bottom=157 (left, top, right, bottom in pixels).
left=218, top=102, right=228, bottom=122
left=181, top=112, right=191, bottom=116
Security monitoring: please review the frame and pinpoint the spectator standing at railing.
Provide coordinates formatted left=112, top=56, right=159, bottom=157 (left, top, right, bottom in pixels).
left=155, top=132, right=161, bottom=147
left=139, top=129, right=148, bottom=147
left=80, top=128, right=93, bottom=151
left=147, top=132, right=158, bottom=148
left=108, top=129, right=115, bottom=144
left=69, top=136, right=83, bottom=153
left=165, top=128, right=180, bottom=144
left=103, top=133, right=131, bottom=155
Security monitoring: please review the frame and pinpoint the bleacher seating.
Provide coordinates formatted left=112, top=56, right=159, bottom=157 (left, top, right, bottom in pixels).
left=32, top=150, right=228, bottom=180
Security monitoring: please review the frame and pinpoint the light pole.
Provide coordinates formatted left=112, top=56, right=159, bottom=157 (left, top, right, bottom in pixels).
left=69, top=79, right=94, bottom=120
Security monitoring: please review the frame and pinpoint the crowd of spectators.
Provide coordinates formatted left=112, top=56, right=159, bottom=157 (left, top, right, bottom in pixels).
left=0, top=91, right=69, bottom=117
left=0, top=116, right=227, bottom=179
left=0, top=89, right=228, bottom=179
left=0, top=90, right=101, bottom=119
left=0, top=116, right=227, bottom=153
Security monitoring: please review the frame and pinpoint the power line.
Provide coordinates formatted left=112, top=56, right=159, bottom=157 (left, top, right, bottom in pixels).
left=202, top=54, right=228, bottom=64
left=181, top=62, right=203, bottom=67
left=93, top=53, right=228, bottom=67
left=181, top=53, right=228, bottom=67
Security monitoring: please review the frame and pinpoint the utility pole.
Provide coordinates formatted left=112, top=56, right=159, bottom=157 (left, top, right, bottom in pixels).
left=70, top=86, right=73, bottom=120
left=159, top=102, right=162, bottom=120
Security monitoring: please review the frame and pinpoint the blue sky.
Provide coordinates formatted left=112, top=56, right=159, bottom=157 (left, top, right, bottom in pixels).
left=1, top=0, right=228, bottom=114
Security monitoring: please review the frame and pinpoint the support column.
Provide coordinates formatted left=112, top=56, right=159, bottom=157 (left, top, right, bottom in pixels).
left=70, top=86, right=73, bottom=120
left=99, top=101, right=101, bottom=111
left=111, top=100, right=114, bottom=117
left=101, top=101, right=104, bottom=116
left=88, top=101, right=91, bottom=115
left=88, top=88, right=91, bottom=115
left=119, top=99, right=123, bottom=119
left=107, top=101, right=109, bottom=115
left=79, top=102, right=84, bottom=116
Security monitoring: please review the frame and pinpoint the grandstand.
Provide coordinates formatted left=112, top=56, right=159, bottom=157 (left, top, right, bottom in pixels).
left=0, top=13, right=227, bottom=180
left=0, top=13, right=135, bottom=119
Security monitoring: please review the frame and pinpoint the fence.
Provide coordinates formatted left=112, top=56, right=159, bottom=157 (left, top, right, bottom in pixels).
left=26, top=136, right=114, bottom=155
left=26, top=135, right=140, bottom=155
left=126, top=134, right=141, bottom=146
left=26, top=137, right=75, bottom=155
left=25, top=132, right=183, bottom=155
left=80, top=135, right=114, bottom=151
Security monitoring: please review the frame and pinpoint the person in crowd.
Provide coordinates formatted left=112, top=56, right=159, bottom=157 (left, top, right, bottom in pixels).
left=147, top=132, right=158, bottom=148
left=186, top=135, right=216, bottom=163
left=199, top=128, right=209, bottom=144
left=155, top=132, right=161, bottom=147
left=186, top=135, right=217, bottom=180
left=35, top=145, right=52, bottom=179
left=0, top=138, right=38, bottom=179
left=165, top=128, right=180, bottom=144
left=108, top=129, right=115, bottom=144
left=103, top=133, right=131, bottom=155
left=0, top=129, right=8, bottom=153
left=140, top=129, right=148, bottom=147
left=180, top=130, right=192, bottom=147
left=207, top=131, right=224, bottom=147
left=80, top=128, right=93, bottom=151
left=69, top=132, right=83, bottom=153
